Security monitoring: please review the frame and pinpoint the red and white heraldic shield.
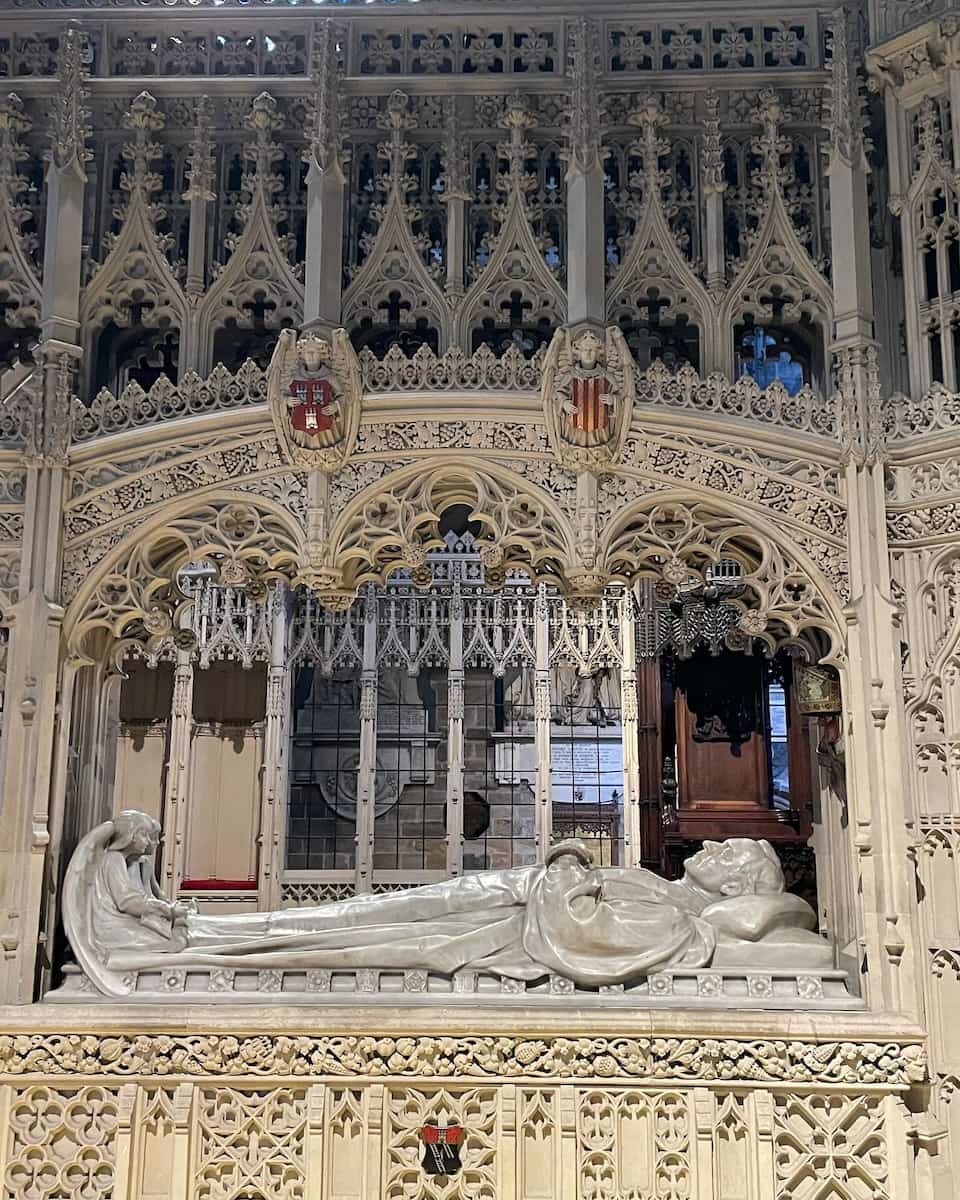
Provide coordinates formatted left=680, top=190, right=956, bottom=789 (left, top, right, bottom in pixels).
left=289, top=377, right=336, bottom=439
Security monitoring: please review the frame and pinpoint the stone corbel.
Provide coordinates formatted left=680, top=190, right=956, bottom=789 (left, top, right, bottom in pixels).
left=563, top=471, right=610, bottom=602
left=541, top=324, right=637, bottom=476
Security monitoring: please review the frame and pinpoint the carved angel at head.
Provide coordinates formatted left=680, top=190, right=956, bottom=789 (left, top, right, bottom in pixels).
left=298, top=334, right=332, bottom=374
left=542, top=325, right=636, bottom=470
left=571, top=330, right=604, bottom=372
left=266, top=326, right=363, bottom=471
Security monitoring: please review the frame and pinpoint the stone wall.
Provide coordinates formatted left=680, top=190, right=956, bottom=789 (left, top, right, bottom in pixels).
left=0, top=1008, right=924, bottom=1200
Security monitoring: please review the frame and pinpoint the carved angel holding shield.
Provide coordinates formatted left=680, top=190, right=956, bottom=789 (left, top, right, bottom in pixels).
left=268, top=327, right=362, bottom=471
left=542, top=326, right=637, bottom=471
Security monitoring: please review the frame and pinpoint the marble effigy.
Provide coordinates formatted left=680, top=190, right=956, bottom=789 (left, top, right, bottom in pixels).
left=54, top=810, right=858, bottom=1007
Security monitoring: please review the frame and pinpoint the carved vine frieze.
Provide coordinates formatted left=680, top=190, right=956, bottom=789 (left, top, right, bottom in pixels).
left=617, top=434, right=846, bottom=539
left=0, top=464, right=27, bottom=504
left=354, top=420, right=548, bottom=457
left=69, top=439, right=225, bottom=501
left=0, top=509, right=24, bottom=544
left=0, top=1032, right=925, bottom=1087
left=0, top=546, right=19, bottom=619
left=888, top=503, right=960, bottom=546
left=63, top=438, right=292, bottom=543
left=658, top=432, right=842, bottom=498
left=62, top=422, right=840, bottom=559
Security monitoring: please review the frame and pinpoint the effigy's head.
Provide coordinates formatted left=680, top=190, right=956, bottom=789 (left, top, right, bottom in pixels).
left=545, top=839, right=594, bottom=869
left=683, top=838, right=783, bottom=898
left=110, top=810, right=162, bottom=858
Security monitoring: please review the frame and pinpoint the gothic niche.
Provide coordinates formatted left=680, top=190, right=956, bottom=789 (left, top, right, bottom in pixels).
left=349, top=302, right=440, bottom=359
left=659, top=648, right=814, bottom=881
left=211, top=315, right=291, bottom=374
left=734, top=315, right=821, bottom=396
left=616, top=292, right=701, bottom=372
left=471, top=294, right=555, bottom=358
left=92, top=325, right=180, bottom=395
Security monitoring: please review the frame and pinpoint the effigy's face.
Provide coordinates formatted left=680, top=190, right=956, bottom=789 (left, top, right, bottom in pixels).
left=684, top=840, right=755, bottom=895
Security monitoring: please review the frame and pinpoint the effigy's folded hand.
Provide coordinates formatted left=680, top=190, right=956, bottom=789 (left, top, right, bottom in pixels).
left=565, top=879, right=602, bottom=904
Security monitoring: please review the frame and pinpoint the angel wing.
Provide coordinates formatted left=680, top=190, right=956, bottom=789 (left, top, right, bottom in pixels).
left=328, top=328, right=362, bottom=403
left=62, top=819, right=133, bottom=997
left=604, top=325, right=637, bottom=404
left=541, top=326, right=573, bottom=417
left=267, top=329, right=301, bottom=464
left=267, top=326, right=300, bottom=390
left=267, top=328, right=300, bottom=420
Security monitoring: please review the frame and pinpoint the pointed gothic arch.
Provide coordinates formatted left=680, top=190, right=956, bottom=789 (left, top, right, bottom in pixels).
left=79, top=93, right=190, bottom=395
left=63, top=494, right=303, bottom=660
left=719, top=172, right=834, bottom=388
left=599, top=491, right=846, bottom=657
left=325, top=457, right=578, bottom=593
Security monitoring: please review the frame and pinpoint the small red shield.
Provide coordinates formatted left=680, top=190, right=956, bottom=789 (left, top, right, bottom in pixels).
left=570, top=375, right=611, bottom=434
left=290, top=377, right=335, bottom=435
left=420, top=1122, right=464, bottom=1176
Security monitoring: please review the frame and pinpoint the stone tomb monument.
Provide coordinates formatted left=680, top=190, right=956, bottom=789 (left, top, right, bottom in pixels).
left=53, top=810, right=859, bottom=1008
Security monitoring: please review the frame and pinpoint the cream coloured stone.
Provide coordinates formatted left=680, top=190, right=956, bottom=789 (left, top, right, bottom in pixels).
left=63, top=812, right=835, bottom=1000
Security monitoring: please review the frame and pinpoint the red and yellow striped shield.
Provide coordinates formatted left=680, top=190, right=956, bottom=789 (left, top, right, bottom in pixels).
left=570, top=375, right=611, bottom=434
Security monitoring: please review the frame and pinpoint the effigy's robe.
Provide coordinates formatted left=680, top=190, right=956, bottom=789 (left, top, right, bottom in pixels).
left=65, top=821, right=829, bottom=998
left=104, top=857, right=719, bottom=987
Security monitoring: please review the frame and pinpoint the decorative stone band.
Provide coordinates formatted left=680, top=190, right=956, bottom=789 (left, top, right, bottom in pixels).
left=0, top=1029, right=925, bottom=1088
left=50, top=963, right=861, bottom=1012
left=23, top=351, right=841, bottom=449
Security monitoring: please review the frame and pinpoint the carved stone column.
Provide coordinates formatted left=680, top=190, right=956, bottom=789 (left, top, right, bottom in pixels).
left=303, top=21, right=346, bottom=336
left=40, top=30, right=88, bottom=354
left=831, top=9, right=923, bottom=1018
left=841, top=345, right=922, bottom=1019
left=445, top=581, right=465, bottom=877
left=0, top=29, right=89, bottom=1004
left=827, top=9, right=875, bottom=350
left=354, top=590, right=378, bottom=894
left=619, top=590, right=642, bottom=867
left=701, top=91, right=727, bottom=296
left=161, top=648, right=195, bottom=897
left=441, top=97, right=470, bottom=301
left=258, top=583, right=290, bottom=910
left=179, top=96, right=215, bottom=374
left=565, top=19, right=605, bottom=331
left=534, top=585, right=553, bottom=861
